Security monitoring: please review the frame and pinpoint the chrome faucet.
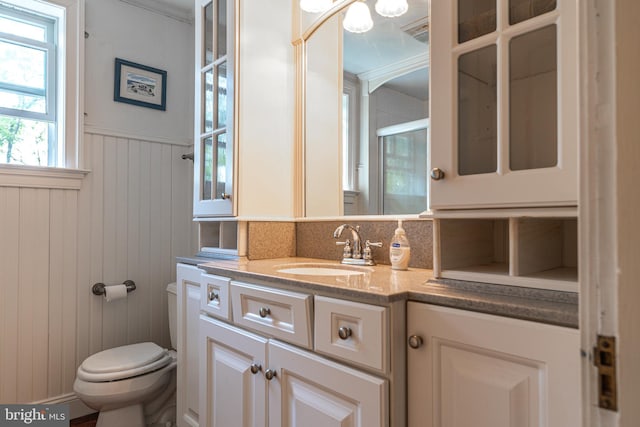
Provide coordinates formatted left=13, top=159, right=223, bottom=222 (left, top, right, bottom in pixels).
left=333, top=224, right=382, bottom=266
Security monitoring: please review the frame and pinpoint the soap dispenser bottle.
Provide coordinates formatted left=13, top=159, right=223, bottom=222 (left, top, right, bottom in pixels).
left=390, top=220, right=411, bottom=270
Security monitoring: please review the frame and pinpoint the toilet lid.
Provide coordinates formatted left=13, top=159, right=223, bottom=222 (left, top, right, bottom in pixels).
left=77, top=342, right=172, bottom=382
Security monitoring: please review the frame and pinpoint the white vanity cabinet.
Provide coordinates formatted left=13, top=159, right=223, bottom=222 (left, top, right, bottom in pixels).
left=198, top=280, right=395, bottom=427
left=429, top=0, right=578, bottom=209
left=198, top=316, right=268, bottom=427
left=199, top=316, right=387, bottom=427
left=407, top=302, right=581, bottom=427
left=176, top=264, right=205, bottom=427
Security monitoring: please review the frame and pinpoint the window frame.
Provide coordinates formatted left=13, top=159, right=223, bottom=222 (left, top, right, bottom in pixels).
left=0, top=0, right=84, bottom=176
left=0, top=7, right=56, bottom=122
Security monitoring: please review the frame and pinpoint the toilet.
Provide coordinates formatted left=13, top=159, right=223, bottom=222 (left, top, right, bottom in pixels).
left=74, top=283, right=179, bottom=427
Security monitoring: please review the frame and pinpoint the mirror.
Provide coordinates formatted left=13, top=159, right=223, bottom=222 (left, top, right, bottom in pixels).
left=299, top=0, right=430, bottom=217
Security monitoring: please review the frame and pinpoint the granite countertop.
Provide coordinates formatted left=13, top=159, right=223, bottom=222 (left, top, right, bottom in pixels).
left=185, top=256, right=578, bottom=328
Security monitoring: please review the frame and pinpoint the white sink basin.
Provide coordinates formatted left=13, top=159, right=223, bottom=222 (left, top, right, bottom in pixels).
left=276, top=263, right=372, bottom=277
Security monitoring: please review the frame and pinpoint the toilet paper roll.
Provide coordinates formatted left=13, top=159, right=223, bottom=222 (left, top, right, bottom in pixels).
left=104, top=284, right=128, bottom=302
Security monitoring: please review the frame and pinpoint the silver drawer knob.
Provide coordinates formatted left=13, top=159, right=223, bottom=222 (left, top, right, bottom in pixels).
left=430, top=168, right=445, bottom=181
left=338, top=326, right=352, bottom=340
left=208, top=291, right=219, bottom=301
left=265, top=369, right=277, bottom=380
left=408, top=335, right=424, bottom=349
left=259, top=307, right=271, bottom=318
left=250, top=363, right=262, bottom=374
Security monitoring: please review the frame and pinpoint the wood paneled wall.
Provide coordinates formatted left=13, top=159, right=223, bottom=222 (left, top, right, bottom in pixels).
left=0, top=132, right=194, bottom=403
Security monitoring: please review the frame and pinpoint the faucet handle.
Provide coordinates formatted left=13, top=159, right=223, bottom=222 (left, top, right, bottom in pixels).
left=336, top=239, right=353, bottom=258
left=363, top=240, right=382, bottom=261
left=365, top=240, right=383, bottom=248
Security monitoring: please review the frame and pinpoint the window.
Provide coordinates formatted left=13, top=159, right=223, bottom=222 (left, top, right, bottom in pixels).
left=0, top=0, right=83, bottom=169
left=342, top=76, right=358, bottom=191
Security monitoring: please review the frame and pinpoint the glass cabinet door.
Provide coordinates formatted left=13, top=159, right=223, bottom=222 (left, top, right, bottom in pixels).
left=194, top=0, right=235, bottom=217
left=430, top=0, right=578, bottom=209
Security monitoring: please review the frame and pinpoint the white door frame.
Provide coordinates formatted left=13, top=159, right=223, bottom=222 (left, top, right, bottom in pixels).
left=580, top=0, right=640, bottom=426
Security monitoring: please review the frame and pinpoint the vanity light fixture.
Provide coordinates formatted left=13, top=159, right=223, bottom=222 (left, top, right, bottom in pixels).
left=300, top=0, right=333, bottom=14
left=374, top=0, right=408, bottom=17
left=343, top=1, right=374, bottom=33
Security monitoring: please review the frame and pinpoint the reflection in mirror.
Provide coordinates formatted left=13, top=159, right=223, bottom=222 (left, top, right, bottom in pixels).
left=379, top=119, right=429, bottom=215
left=303, top=0, right=430, bottom=217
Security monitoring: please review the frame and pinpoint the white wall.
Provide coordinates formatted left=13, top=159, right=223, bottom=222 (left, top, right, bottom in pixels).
left=0, top=0, right=195, bottom=405
left=84, top=0, right=194, bottom=145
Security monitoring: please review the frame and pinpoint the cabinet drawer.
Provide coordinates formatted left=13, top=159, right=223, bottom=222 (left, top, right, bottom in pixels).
left=230, top=281, right=312, bottom=348
left=314, top=296, right=388, bottom=372
left=200, top=273, right=231, bottom=320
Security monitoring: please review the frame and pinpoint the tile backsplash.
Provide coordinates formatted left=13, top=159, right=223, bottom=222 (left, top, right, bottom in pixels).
left=247, top=219, right=433, bottom=269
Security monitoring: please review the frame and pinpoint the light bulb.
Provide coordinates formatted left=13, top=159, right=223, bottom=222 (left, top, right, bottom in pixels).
left=343, top=1, right=373, bottom=33
left=374, top=0, right=408, bottom=17
left=300, top=0, right=333, bottom=14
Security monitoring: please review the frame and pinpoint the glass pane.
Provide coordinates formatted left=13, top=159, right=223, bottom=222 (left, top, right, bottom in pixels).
left=458, top=0, right=496, bottom=43
left=510, top=25, right=557, bottom=170
left=204, top=2, right=213, bottom=65
left=510, top=0, right=556, bottom=25
left=203, top=70, right=213, bottom=132
left=458, top=45, right=497, bottom=175
left=0, top=16, right=46, bottom=41
left=0, top=41, right=46, bottom=90
left=0, top=116, right=49, bottom=165
left=216, top=0, right=227, bottom=59
left=202, top=137, right=213, bottom=200
left=0, top=89, right=46, bottom=113
left=216, top=133, right=227, bottom=197
left=216, top=62, right=227, bottom=128
left=382, top=128, right=428, bottom=215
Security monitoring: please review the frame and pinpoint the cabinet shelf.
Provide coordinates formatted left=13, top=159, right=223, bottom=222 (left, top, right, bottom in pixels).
left=434, top=216, right=578, bottom=292
left=197, top=220, right=242, bottom=257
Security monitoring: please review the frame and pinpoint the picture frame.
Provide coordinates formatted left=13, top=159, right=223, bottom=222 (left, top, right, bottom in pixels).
left=114, top=58, right=167, bottom=111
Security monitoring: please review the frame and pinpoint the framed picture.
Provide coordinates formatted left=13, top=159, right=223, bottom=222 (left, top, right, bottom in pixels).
left=114, top=58, right=167, bottom=111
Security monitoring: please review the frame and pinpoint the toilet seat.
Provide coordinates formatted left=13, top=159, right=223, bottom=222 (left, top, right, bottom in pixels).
left=77, top=342, right=172, bottom=382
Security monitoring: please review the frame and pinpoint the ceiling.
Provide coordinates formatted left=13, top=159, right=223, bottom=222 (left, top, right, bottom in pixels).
left=122, top=0, right=194, bottom=21
left=342, top=0, right=430, bottom=101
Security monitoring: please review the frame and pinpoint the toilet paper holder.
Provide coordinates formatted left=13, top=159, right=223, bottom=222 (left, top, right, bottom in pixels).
left=92, top=280, right=136, bottom=296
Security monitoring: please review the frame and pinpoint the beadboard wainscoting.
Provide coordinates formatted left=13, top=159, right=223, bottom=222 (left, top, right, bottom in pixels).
left=0, top=132, right=195, bottom=405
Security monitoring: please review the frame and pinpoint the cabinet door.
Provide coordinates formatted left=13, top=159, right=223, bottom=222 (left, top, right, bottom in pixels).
left=268, top=340, right=387, bottom=427
left=193, top=0, right=235, bottom=217
left=407, top=303, right=580, bottom=427
left=430, top=0, right=578, bottom=209
left=177, top=264, right=203, bottom=427
left=199, top=315, right=267, bottom=427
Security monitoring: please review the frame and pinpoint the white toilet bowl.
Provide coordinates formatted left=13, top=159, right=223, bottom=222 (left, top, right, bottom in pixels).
left=73, top=342, right=177, bottom=427
left=74, top=283, right=179, bottom=427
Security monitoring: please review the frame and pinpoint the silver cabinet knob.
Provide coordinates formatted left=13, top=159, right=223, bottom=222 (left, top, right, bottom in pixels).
left=264, top=369, right=277, bottom=380
left=408, top=335, right=424, bottom=349
left=259, top=307, right=271, bottom=318
left=250, top=363, right=262, bottom=374
left=430, top=168, right=445, bottom=181
left=220, top=192, right=231, bottom=200
left=338, top=326, right=352, bottom=340
left=208, top=291, right=219, bottom=301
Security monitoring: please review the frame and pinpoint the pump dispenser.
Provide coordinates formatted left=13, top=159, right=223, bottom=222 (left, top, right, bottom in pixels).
left=389, top=220, right=411, bottom=270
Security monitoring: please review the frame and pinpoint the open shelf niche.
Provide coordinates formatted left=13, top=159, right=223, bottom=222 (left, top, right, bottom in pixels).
left=434, top=213, right=578, bottom=292
left=198, top=220, right=247, bottom=258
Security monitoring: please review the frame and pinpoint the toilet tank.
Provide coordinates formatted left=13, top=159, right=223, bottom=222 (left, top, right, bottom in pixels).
left=166, top=282, right=177, bottom=350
